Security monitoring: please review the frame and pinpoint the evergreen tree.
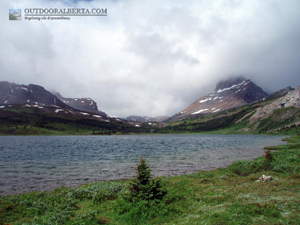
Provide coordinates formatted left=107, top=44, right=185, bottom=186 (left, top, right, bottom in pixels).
left=129, top=155, right=167, bottom=202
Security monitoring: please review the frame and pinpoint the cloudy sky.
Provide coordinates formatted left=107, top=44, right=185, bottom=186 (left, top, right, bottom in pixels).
left=1, top=0, right=300, bottom=117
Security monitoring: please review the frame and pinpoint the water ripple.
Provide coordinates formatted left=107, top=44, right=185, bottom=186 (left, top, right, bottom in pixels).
left=0, top=134, right=285, bottom=195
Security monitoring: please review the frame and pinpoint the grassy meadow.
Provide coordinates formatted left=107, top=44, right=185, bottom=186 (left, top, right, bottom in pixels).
left=1, top=135, right=299, bottom=224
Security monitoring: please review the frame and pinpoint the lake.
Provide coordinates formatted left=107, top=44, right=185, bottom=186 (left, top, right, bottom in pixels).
left=0, top=134, right=285, bottom=195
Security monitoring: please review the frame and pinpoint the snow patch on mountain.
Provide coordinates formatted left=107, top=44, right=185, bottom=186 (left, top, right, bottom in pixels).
left=216, top=80, right=246, bottom=93
left=168, top=77, right=269, bottom=122
left=199, top=98, right=211, bottom=103
left=55, top=109, right=64, bottom=113
left=192, top=109, right=208, bottom=115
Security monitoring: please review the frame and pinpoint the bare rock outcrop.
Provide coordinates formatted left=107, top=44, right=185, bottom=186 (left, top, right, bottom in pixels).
left=249, top=86, right=300, bottom=123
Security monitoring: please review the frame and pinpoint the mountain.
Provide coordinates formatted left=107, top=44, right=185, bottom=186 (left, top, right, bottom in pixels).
left=9, top=10, right=21, bottom=20
left=1, top=79, right=299, bottom=135
left=122, top=115, right=170, bottom=123
left=0, top=81, right=107, bottom=117
left=265, top=86, right=294, bottom=101
left=161, top=84, right=300, bottom=134
left=53, top=92, right=107, bottom=116
left=169, top=77, right=269, bottom=121
left=12, top=10, right=21, bottom=16
left=248, top=86, right=300, bottom=125
left=0, top=81, right=71, bottom=108
left=0, top=81, right=150, bottom=135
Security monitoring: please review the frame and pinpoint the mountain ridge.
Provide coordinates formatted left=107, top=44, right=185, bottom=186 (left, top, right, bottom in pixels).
left=121, top=115, right=170, bottom=123
left=168, top=77, right=269, bottom=122
left=0, top=81, right=71, bottom=109
left=0, top=81, right=107, bottom=117
left=0, top=79, right=300, bottom=135
left=52, top=91, right=107, bottom=116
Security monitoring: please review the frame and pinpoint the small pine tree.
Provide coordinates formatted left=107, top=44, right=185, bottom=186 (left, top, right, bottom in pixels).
left=115, top=156, right=173, bottom=223
left=129, top=155, right=167, bottom=202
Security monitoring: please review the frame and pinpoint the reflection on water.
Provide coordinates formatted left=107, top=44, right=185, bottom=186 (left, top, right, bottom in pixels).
left=0, top=134, right=285, bottom=195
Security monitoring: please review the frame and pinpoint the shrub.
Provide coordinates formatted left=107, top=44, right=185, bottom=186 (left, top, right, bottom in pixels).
left=65, top=181, right=125, bottom=204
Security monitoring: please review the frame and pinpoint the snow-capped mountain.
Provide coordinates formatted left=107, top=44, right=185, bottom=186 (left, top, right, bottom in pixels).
left=0, top=81, right=71, bottom=108
left=169, top=77, right=269, bottom=121
left=12, top=10, right=21, bottom=16
left=53, top=92, right=107, bottom=116
left=0, top=81, right=107, bottom=117
left=9, top=10, right=21, bottom=20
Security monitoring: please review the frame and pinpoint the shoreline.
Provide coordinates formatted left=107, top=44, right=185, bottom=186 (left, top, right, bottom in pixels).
left=0, top=134, right=288, bottom=197
left=1, top=135, right=299, bottom=224
left=0, top=131, right=290, bottom=136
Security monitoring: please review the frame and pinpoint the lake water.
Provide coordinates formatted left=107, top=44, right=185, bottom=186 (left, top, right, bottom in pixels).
left=0, top=134, right=285, bottom=195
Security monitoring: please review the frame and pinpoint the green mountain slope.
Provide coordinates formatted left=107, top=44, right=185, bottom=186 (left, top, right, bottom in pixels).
left=160, top=86, right=300, bottom=135
left=0, top=105, right=149, bottom=135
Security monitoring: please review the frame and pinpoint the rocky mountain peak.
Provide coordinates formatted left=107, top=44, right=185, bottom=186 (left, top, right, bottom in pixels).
left=215, top=76, right=247, bottom=91
left=168, top=76, right=269, bottom=121
left=52, top=92, right=107, bottom=116
left=0, top=81, right=71, bottom=108
left=266, top=86, right=294, bottom=101
left=0, top=81, right=107, bottom=117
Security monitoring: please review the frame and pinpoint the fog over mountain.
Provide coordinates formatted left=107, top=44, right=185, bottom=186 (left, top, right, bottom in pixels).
left=169, top=77, right=269, bottom=121
left=1, top=0, right=300, bottom=117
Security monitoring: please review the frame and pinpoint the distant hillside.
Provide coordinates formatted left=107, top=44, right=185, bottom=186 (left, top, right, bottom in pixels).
left=168, top=77, right=269, bottom=122
left=1, top=80, right=299, bottom=135
left=0, top=81, right=139, bottom=135
left=0, top=104, right=151, bottom=135
left=0, top=81, right=108, bottom=117
left=161, top=85, right=300, bottom=134
left=53, top=92, right=107, bottom=116
left=265, top=86, right=294, bottom=101
left=122, top=115, right=170, bottom=123
left=0, top=81, right=71, bottom=109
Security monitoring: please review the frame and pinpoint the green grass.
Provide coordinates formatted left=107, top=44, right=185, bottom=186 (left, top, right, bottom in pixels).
left=1, top=135, right=300, bottom=224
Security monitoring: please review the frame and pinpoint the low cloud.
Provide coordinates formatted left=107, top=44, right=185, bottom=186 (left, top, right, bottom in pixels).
left=1, top=0, right=300, bottom=117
